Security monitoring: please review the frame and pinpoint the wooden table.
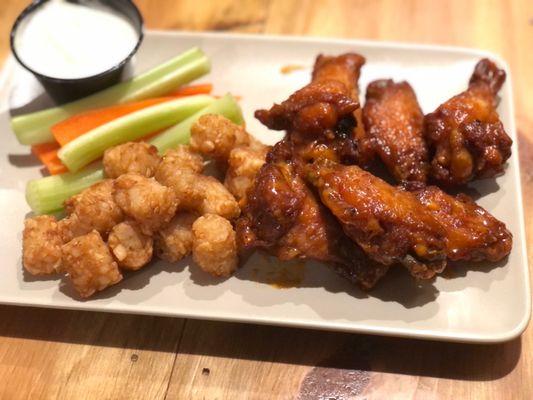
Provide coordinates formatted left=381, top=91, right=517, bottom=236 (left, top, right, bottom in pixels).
left=1, top=1, right=531, bottom=399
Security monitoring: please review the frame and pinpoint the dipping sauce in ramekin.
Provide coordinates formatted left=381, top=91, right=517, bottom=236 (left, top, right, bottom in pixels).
left=10, top=0, right=143, bottom=102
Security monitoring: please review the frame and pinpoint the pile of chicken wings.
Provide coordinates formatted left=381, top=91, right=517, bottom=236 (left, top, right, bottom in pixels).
left=237, top=53, right=513, bottom=289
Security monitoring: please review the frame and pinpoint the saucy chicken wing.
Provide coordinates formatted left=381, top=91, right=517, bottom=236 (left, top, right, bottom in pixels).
left=237, top=142, right=389, bottom=289
left=425, top=58, right=512, bottom=185
left=363, top=80, right=428, bottom=183
left=413, top=186, right=512, bottom=262
left=255, top=53, right=371, bottom=165
left=306, top=159, right=448, bottom=279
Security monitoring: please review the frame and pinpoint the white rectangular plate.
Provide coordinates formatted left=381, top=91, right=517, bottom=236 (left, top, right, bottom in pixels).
left=0, top=31, right=530, bottom=343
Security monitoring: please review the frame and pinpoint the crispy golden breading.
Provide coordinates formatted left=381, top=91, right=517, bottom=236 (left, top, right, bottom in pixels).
left=103, top=142, right=161, bottom=178
left=363, top=79, right=428, bottom=183
left=22, top=215, right=63, bottom=275
left=190, top=114, right=250, bottom=162
left=157, top=167, right=240, bottom=219
left=425, top=59, right=512, bottom=185
left=108, top=221, right=153, bottom=270
left=113, top=174, right=178, bottom=234
left=224, top=145, right=268, bottom=206
left=160, top=145, right=204, bottom=174
left=61, top=180, right=124, bottom=241
left=61, top=231, right=122, bottom=298
left=192, top=214, right=238, bottom=277
left=155, top=212, right=197, bottom=262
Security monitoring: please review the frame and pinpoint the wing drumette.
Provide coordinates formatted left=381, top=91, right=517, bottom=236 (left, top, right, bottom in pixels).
left=425, top=58, right=512, bottom=185
left=363, top=79, right=428, bottom=183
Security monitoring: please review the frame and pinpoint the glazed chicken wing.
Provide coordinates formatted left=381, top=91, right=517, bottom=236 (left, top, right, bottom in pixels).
left=255, top=53, right=372, bottom=165
left=306, top=159, right=448, bottom=279
left=425, top=59, right=512, bottom=185
left=306, top=159, right=513, bottom=278
left=237, top=142, right=389, bottom=289
left=413, top=186, right=512, bottom=262
left=363, top=80, right=428, bottom=183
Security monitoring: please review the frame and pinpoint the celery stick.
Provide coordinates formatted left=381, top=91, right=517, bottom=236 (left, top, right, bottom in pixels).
left=150, top=94, right=243, bottom=153
left=11, top=47, right=210, bottom=145
left=26, top=164, right=104, bottom=215
left=58, top=95, right=214, bottom=172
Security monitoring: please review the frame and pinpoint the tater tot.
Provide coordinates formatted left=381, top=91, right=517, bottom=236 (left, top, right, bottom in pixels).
left=224, top=145, right=268, bottom=204
left=155, top=212, right=197, bottom=262
left=108, top=221, right=153, bottom=270
left=160, top=145, right=204, bottom=174
left=190, top=114, right=250, bottom=162
left=103, top=142, right=161, bottom=178
left=61, top=231, right=122, bottom=298
left=157, top=168, right=240, bottom=219
left=113, top=174, right=178, bottom=234
left=61, top=180, right=124, bottom=241
left=192, top=214, right=238, bottom=277
left=22, top=215, right=63, bottom=275
left=200, top=175, right=241, bottom=219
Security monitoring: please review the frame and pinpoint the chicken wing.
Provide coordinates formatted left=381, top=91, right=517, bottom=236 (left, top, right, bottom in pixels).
left=425, top=58, right=512, bottom=185
left=255, top=53, right=372, bottom=165
left=363, top=79, right=428, bottom=183
left=237, top=141, right=389, bottom=289
left=306, top=159, right=513, bottom=277
left=413, top=186, right=512, bottom=262
left=306, top=159, right=448, bottom=279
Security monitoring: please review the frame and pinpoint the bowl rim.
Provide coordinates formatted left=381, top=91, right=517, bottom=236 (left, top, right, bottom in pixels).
left=9, top=0, right=144, bottom=84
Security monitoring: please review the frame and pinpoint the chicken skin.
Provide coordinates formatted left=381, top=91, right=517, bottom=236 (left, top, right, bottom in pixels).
left=363, top=80, right=428, bottom=183
left=425, top=58, right=512, bottom=185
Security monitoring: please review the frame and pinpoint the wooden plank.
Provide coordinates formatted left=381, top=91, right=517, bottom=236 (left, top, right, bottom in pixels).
left=0, top=306, right=184, bottom=400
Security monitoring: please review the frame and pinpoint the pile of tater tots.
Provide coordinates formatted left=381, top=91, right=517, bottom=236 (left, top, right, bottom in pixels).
left=22, top=115, right=268, bottom=298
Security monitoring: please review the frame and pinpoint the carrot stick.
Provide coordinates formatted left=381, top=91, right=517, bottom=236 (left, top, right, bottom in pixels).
left=169, top=83, right=213, bottom=97
left=31, top=143, right=69, bottom=175
left=51, top=97, right=177, bottom=146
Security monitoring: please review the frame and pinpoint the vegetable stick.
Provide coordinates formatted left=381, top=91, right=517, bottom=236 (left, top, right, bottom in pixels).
left=31, top=143, right=68, bottom=175
left=51, top=96, right=175, bottom=146
left=26, top=163, right=105, bottom=215
left=170, top=83, right=213, bottom=97
left=12, top=47, right=210, bottom=145
left=58, top=95, right=214, bottom=172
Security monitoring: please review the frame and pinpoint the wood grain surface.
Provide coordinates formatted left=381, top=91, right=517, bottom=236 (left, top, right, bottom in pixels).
left=1, top=0, right=532, bottom=399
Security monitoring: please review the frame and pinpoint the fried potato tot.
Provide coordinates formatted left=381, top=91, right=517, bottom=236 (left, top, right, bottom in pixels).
left=61, top=231, right=122, bottom=298
left=160, top=145, right=204, bottom=174
left=22, top=215, right=63, bottom=275
left=113, top=174, right=178, bottom=234
left=157, top=168, right=240, bottom=219
left=155, top=212, right=197, bottom=262
left=108, top=221, right=153, bottom=270
left=192, top=214, right=238, bottom=277
left=61, top=180, right=124, bottom=241
left=103, top=142, right=161, bottom=179
left=224, top=145, right=268, bottom=205
left=190, top=114, right=250, bottom=163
